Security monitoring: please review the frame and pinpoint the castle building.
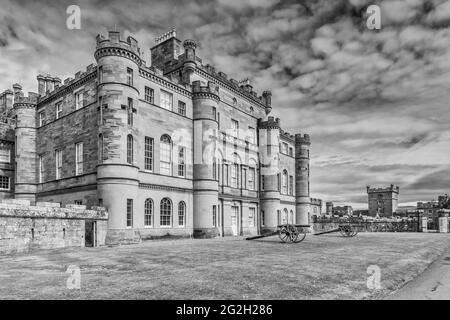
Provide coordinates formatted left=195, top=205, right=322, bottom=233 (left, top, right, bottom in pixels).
left=367, top=185, right=399, bottom=217
left=0, top=29, right=312, bottom=243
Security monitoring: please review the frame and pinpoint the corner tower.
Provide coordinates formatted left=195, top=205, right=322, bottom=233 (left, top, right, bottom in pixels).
left=192, top=80, right=220, bottom=238
left=258, top=116, right=281, bottom=231
left=11, top=84, right=38, bottom=202
left=94, top=31, right=142, bottom=244
left=295, top=133, right=311, bottom=225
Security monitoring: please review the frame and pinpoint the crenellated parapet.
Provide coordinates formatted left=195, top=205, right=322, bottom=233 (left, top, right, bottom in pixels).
left=192, top=80, right=220, bottom=102
left=367, top=184, right=400, bottom=194
left=95, top=31, right=142, bottom=66
left=295, top=133, right=311, bottom=146
left=258, top=116, right=280, bottom=130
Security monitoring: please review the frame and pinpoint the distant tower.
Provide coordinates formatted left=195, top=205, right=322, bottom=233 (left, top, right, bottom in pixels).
left=326, top=202, right=333, bottom=215
left=367, top=184, right=400, bottom=217
left=95, top=31, right=142, bottom=243
left=295, top=134, right=311, bottom=225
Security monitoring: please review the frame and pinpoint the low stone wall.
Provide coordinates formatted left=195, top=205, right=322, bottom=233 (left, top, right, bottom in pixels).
left=0, top=199, right=108, bottom=254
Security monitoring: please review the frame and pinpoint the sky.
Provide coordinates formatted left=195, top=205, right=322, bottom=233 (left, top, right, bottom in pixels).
left=1, top=0, right=449, bottom=209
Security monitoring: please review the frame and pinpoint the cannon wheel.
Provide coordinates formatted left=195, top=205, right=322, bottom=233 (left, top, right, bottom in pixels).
left=279, top=225, right=302, bottom=243
left=339, top=225, right=358, bottom=237
left=279, top=226, right=292, bottom=243
left=294, top=229, right=307, bottom=243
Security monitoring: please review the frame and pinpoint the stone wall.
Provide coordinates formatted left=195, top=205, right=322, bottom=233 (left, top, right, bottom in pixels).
left=0, top=199, right=108, bottom=254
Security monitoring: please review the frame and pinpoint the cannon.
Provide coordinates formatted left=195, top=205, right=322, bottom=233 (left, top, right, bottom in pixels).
left=246, top=224, right=310, bottom=243
left=314, top=224, right=359, bottom=237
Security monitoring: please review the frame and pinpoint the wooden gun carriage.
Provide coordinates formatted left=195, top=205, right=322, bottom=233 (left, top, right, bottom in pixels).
left=245, top=223, right=359, bottom=243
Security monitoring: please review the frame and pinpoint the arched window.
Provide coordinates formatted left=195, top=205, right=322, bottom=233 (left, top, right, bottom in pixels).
left=282, top=208, right=288, bottom=224
left=127, top=134, right=133, bottom=164
left=290, top=210, right=294, bottom=224
left=98, top=134, right=104, bottom=164
left=160, top=135, right=172, bottom=175
left=160, top=198, right=172, bottom=226
left=144, top=198, right=153, bottom=227
left=282, top=170, right=288, bottom=194
left=178, top=201, right=185, bottom=227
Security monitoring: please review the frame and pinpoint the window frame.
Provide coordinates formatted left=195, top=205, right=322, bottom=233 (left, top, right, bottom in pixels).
left=55, top=149, right=63, bottom=180
left=0, top=147, right=10, bottom=163
left=144, top=198, right=153, bottom=227
left=160, top=135, right=172, bottom=176
left=160, top=90, right=173, bottom=111
left=144, top=136, right=154, bottom=172
left=178, top=201, right=186, bottom=227
left=144, top=86, right=154, bottom=104
left=75, top=142, right=83, bottom=176
left=126, top=198, right=133, bottom=228
left=178, top=101, right=186, bottom=116
left=0, top=176, right=10, bottom=190
left=160, top=198, right=172, bottom=227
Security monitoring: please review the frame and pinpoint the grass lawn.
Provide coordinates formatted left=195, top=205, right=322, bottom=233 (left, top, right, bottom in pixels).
left=0, top=232, right=449, bottom=299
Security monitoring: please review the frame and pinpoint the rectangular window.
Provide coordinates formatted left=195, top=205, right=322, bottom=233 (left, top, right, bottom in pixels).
left=98, top=96, right=103, bottom=125
left=231, top=119, right=239, bottom=138
left=75, top=142, right=83, bottom=175
left=261, top=210, right=265, bottom=226
left=289, top=147, right=293, bottom=157
left=145, top=87, right=154, bottom=104
left=98, top=66, right=103, bottom=83
left=261, top=175, right=265, bottom=190
left=248, top=168, right=255, bottom=191
left=126, top=199, right=133, bottom=228
left=282, top=142, right=288, bottom=154
left=230, top=163, right=238, bottom=188
left=213, top=205, right=217, bottom=227
left=248, top=127, right=256, bottom=144
left=127, top=68, right=133, bottom=86
left=224, top=164, right=229, bottom=186
left=0, top=147, right=10, bottom=163
left=55, top=149, right=62, bottom=180
left=160, top=138, right=172, bottom=176
left=127, top=135, right=133, bottom=165
left=213, top=107, right=217, bottom=121
left=38, top=155, right=44, bottom=183
left=56, top=102, right=63, bottom=120
left=144, top=137, right=154, bottom=171
left=127, top=98, right=133, bottom=126
left=39, top=111, right=45, bottom=127
left=178, top=146, right=185, bottom=177
left=178, top=101, right=186, bottom=116
left=0, top=176, right=10, bottom=190
left=217, top=112, right=220, bottom=130
left=160, top=90, right=173, bottom=111
left=75, top=90, right=83, bottom=110
left=249, top=208, right=255, bottom=227
left=289, top=175, right=293, bottom=195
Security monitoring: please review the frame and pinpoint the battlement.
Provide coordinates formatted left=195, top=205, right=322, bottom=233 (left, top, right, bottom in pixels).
left=280, top=129, right=295, bottom=141
left=96, top=31, right=142, bottom=65
left=295, top=133, right=311, bottom=145
left=367, top=184, right=400, bottom=194
left=38, top=64, right=98, bottom=104
left=258, top=116, right=280, bottom=129
left=310, top=198, right=322, bottom=206
left=197, top=63, right=271, bottom=108
left=192, top=80, right=219, bottom=99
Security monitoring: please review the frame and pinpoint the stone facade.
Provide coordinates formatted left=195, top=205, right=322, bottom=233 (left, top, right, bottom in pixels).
left=0, top=199, right=108, bottom=254
left=0, top=29, right=312, bottom=244
left=367, top=185, right=399, bottom=217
